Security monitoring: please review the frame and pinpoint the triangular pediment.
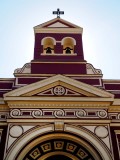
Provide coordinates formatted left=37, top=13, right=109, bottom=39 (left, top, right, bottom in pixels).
left=34, top=18, right=82, bottom=29
left=4, top=75, right=114, bottom=102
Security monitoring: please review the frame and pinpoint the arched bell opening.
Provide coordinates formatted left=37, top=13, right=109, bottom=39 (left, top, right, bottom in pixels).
left=41, top=37, right=56, bottom=54
left=61, top=37, right=76, bottom=54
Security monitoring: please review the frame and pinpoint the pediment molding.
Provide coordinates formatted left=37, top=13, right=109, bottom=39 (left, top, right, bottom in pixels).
left=4, top=75, right=114, bottom=99
left=34, top=18, right=83, bottom=34
left=34, top=18, right=82, bottom=29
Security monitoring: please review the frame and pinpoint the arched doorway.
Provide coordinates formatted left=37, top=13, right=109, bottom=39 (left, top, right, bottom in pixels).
left=17, top=133, right=102, bottom=160
left=4, top=124, right=113, bottom=160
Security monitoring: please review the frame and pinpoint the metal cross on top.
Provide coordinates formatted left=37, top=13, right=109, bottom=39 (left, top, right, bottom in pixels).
left=53, top=8, right=64, bottom=18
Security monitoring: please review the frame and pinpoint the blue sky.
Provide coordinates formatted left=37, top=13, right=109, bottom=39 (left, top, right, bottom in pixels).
left=0, top=0, right=120, bottom=79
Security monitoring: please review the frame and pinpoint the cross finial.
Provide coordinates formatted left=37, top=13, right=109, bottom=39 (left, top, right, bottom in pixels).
left=53, top=8, right=64, bottom=18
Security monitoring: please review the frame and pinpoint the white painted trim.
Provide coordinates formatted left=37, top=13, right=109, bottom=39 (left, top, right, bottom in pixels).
left=113, top=99, right=120, bottom=105
left=4, top=124, right=113, bottom=160
left=4, top=75, right=114, bottom=98
left=4, top=96, right=114, bottom=102
left=34, top=28, right=83, bottom=34
left=34, top=17, right=83, bottom=29
left=65, top=125, right=113, bottom=160
left=4, top=125, right=54, bottom=160
left=7, top=119, right=111, bottom=123
left=13, top=74, right=102, bottom=77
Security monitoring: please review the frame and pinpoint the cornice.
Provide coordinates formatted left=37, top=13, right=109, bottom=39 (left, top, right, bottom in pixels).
left=8, top=101, right=110, bottom=108
left=112, top=99, right=120, bottom=105
left=103, top=79, right=120, bottom=83
left=110, top=123, right=120, bottom=126
left=0, top=78, right=14, bottom=81
left=14, top=73, right=102, bottom=77
left=4, top=96, right=114, bottom=102
left=34, top=28, right=83, bottom=34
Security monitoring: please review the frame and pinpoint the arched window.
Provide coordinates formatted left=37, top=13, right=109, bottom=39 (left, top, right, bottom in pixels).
left=61, top=37, right=76, bottom=54
left=41, top=37, right=56, bottom=54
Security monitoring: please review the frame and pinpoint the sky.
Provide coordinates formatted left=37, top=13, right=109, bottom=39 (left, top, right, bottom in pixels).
left=0, top=0, right=120, bottom=79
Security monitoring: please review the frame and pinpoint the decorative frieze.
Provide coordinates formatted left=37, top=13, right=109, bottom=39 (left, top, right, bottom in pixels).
left=9, top=108, right=120, bottom=120
left=10, top=108, right=108, bottom=119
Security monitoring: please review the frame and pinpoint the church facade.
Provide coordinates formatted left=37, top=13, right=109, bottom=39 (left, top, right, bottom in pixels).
left=0, top=13, right=120, bottom=160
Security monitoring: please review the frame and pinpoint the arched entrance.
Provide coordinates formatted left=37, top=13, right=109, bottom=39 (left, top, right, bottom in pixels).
left=4, top=124, right=113, bottom=160
left=17, top=133, right=102, bottom=160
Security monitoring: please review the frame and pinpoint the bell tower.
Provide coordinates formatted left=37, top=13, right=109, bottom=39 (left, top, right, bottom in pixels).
left=1, top=9, right=120, bottom=160
left=31, top=10, right=86, bottom=74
